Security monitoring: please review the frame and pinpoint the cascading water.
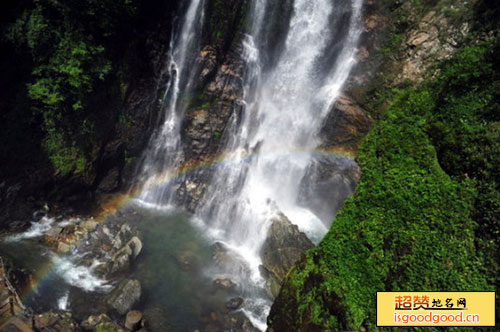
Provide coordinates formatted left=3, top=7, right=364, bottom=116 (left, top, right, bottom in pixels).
left=195, top=0, right=364, bottom=328
left=115, top=0, right=363, bottom=329
left=136, top=0, right=206, bottom=206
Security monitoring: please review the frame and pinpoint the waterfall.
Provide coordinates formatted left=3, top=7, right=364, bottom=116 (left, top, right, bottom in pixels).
left=136, top=0, right=206, bottom=206
left=196, top=0, right=364, bottom=328
left=133, top=0, right=364, bottom=329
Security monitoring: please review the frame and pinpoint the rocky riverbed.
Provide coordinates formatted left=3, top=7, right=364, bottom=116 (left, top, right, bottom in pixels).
left=0, top=197, right=324, bottom=332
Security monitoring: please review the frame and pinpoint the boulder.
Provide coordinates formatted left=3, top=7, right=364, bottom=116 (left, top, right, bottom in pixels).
left=319, top=95, right=373, bottom=154
left=108, top=236, right=143, bottom=276
left=225, top=297, right=244, bottom=311
left=80, top=313, right=116, bottom=330
left=106, top=279, right=141, bottom=315
left=125, top=310, right=143, bottom=330
left=211, top=242, right=250, bottom=276
left=213, top=275, right=237, bottom=291
left=259, top=213, right=314, bottom=297
left=112, top=224, right=135, bottom=250
left=80, top=219, right=98, bottom=233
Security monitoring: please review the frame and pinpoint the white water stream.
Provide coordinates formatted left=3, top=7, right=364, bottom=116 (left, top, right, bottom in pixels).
left=137, top=0, right=206, bottom=205
left=195, top=0, right=364, bottom=327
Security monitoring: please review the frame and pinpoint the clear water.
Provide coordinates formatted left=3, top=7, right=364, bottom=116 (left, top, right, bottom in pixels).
left=128, top=205, right=219, bottom=331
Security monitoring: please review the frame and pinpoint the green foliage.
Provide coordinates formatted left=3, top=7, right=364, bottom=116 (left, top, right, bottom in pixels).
left=213, top=130, right=222, bottom=140
left=5, top=0, right=138, bottom=176
left=270, top=39, right=499, bottom=331
left=43, top=129, right=87, bottom=175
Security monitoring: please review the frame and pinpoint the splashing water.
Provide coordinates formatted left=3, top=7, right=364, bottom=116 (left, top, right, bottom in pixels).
left=137, top=0, right=206, bottom=205
left=196, top=0, right=364, bottom=326
left=57, top=291, right=69, bottom=311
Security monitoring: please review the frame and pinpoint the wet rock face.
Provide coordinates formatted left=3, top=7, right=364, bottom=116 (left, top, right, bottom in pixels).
left=173, top=45, right=247, bottom=213
left=225, top=297, right=244, bottom=311
left=181, top=47, right=246, bottom=162
left=319, top=95, right=373, bottom=154
left=259, top=213, right=314, bottom=298
left=298, top=154, right=361, bottom=224
left=211, top=242, right=251, bottom=276
left=106, top=279, right=142, bottom=315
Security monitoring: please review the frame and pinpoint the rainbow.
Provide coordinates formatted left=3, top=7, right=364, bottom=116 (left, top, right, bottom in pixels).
left=14, top=146, right=355, bottom=306
left=98, top=145, right=355, bottom=216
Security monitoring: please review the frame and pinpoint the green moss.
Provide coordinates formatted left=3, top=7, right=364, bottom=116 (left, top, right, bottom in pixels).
left=96, top=324, right=122, bottom=332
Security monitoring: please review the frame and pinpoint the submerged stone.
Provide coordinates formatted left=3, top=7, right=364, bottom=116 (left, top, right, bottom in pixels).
left=213, top=275, right=237, bottom=291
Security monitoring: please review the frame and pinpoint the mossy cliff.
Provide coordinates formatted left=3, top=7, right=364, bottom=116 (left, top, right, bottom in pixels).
left=267, top=0, right=500, bottom=331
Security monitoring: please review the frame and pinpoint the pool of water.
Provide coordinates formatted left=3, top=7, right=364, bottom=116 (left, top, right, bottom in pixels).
left=0, top=203, right=265, bottom=331
left=127, top=205, right=229, bottom=331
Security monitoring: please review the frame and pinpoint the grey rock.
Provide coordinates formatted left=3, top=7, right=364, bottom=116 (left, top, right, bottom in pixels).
left=107, top=279, right=141, bottom=315
left=112, top=224, right=134, bottom=250
left=213, top=275, right=237, bottom=291
left=212, top=242, right=250, bottom=276
left=108, top=236, right=143, bottom=276
left=80, top=313, right=114, bottom=330
left=260, top=213, right=314, bottom=297
left=225, top=297, right=244, bottom=310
